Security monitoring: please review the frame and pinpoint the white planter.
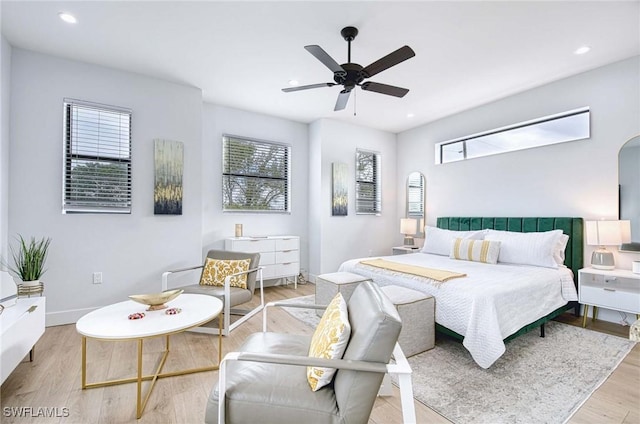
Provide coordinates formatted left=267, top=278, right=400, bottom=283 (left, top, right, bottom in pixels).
left=20, top=280, right=41, bottom=287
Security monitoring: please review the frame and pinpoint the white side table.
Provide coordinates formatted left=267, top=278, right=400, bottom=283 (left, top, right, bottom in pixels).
left=578, top=267, right=640, bottom=328
left=392, top=246, right=421, bottom=255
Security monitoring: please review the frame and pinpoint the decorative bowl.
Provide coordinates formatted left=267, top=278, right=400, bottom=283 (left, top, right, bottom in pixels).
left=129, top=289, right=183, bottom=311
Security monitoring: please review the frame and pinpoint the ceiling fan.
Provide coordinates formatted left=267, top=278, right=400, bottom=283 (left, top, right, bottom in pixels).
left=282, top=26, right=415, bottom=111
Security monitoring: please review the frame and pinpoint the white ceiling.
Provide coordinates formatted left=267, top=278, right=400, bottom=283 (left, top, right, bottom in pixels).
left=2, top=1, right=639, bottom=133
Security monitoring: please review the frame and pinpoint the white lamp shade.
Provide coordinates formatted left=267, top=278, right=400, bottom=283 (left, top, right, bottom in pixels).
left=585, top=220, right=631, bottom=246
left=400, top=218, right=417, bottom=235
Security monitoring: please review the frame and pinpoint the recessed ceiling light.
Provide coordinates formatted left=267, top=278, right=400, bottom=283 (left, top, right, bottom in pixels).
left=288, top=80, right=299, bottom=86
left=58, top=12, right=77, bottom=24
left=574, top=46, right=591, bottom=55
left=407, top=113, right=415, bottom=118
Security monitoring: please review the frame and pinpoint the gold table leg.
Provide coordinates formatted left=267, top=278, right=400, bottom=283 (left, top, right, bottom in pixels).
left=81, top=319, right=223, bottom=419
left=582, top=305, right=589, bottom=328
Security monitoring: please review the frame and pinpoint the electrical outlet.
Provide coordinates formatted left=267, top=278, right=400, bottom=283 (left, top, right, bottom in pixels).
left=92, top=272, right=102, bottom=284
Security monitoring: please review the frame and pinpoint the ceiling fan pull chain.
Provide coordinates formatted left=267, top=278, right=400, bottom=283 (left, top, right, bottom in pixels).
left=353, top=89, right=357, bottom=116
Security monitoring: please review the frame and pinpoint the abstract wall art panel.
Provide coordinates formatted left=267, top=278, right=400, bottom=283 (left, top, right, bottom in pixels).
left=332, top=162, right=348, bottom=216
left=154, top=139, right=184, bottom=215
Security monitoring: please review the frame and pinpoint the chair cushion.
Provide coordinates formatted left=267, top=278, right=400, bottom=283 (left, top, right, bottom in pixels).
left=307, top=293, right=351, bottom=391
left=199, top=258, right=250, bottom=289
left=206, top=332, right=339, bottom=424
left=179, top=284, right=252, bottom=307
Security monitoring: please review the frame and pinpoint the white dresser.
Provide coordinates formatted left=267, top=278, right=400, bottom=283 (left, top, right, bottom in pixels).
left=1, top=296, right=46, bottom=384
left=225, top=236, right=300, bottom=288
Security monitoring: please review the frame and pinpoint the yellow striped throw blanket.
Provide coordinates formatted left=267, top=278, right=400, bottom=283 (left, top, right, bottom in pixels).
left=359, top=258, right=466, bottom=283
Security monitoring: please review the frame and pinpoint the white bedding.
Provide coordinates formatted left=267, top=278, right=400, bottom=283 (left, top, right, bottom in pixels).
left=338, top=252, right=577, bottom=368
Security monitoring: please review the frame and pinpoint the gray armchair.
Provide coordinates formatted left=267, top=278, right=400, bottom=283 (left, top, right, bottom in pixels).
left=205, top=281, right=417, bottom=424
left=162, top=249, right=264, bottom=336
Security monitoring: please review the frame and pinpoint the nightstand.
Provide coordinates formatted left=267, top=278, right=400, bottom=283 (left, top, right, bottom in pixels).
left=392, top=246, right=421, bottom=255
left=578, top=267, right=640, bottom=328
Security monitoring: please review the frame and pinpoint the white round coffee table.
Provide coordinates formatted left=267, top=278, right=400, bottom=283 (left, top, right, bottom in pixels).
left=76, top=294, right=223, bottom=418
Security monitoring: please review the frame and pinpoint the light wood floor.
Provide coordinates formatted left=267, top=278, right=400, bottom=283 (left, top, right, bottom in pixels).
left=1, top=284, right=638, bottom=423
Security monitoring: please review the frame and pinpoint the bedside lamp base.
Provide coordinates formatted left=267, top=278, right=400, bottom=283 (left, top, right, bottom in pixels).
left=591, top=248, right=615, bottom=270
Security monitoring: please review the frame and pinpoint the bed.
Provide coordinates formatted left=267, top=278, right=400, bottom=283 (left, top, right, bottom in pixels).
left=338, top=217, right=583, bottom=368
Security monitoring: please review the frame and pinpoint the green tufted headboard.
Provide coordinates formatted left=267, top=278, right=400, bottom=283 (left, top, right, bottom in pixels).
left=436, top=217, right=584, bottom=285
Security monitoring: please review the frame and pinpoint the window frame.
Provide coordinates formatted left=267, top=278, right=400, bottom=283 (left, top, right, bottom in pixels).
left=62, top=98, right=132, bottom=214
left=355, top=149, right=382, bottom=215
left=222, top=134, right=291, bottom=213
left=435, top=107, right=590, bottom=164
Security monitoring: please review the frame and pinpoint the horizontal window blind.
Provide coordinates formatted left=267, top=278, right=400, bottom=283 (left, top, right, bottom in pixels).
left=63, top=99, right=132, bottom=213
left=356, top=149, right=381, bottom=214
left=222, top=135, right=290, bottom=212
left=407, top=172, right=424, bottom=217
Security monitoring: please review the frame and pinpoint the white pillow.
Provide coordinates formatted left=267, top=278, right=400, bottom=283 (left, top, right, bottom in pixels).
left=422, top=226, right=486, bottom=256
left=450, top=238, right=501, bottom=264
left=484, top=229, right=563, bottom=268
left=553, top=233, right=569, bottom=266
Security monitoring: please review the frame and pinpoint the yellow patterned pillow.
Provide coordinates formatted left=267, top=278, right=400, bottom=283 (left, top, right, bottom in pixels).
left=450, top=238, right=501, bottom=264
left=199, top=258, right=251, bottom=289
left=307, top=292, right=351, bottom=391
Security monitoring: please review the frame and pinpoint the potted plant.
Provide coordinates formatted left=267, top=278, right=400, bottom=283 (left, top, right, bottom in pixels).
left=8, top=235, right=51, bottom=286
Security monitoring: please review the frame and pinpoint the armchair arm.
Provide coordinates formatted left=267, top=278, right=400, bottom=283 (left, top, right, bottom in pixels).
left=225, top=351, right=388, bottom=373
left=161, top=265, right=204, bottom=290
left=262, top=301, right=328, bottom=332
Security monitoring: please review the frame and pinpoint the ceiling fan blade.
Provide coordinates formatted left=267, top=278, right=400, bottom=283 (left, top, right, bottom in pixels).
left=282, top=82, right=336, bottom=93
left=361, top=45, right=415, bottom=78
left=334, top=90, right=351, bottom=111
left=305, top=45, right=345, bottom=74
left=361, top=81, right=409, bottom=98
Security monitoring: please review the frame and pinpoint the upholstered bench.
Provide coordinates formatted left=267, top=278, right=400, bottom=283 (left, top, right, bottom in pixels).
left=380, top=285, right=435, bottom=357
left=315, top=271, right=371, bottom=317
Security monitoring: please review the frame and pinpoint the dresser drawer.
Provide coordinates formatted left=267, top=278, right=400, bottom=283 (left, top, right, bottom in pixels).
left=226, top=238, right=276, bottom=253
left=579, top=285, right=640, bottom=314
left=275, top=238, right=299, bottom=251
left=276, top=262, right=300, bottom=277
left=258, top=252, right=275, bottom=266
left=261, top=264, right=278, bottom=280
left=276, top=249, right=299, bottom=263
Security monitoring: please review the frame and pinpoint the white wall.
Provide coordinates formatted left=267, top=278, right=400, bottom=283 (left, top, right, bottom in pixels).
left=201, top=103, right=309, bottom=276
left=309, top=118, right=398, bottom=277
left=9, top=48, right=204, bottom=324
left=397, top=56, right=640, bottom=323
left=1, top=36, right=11, bottom=286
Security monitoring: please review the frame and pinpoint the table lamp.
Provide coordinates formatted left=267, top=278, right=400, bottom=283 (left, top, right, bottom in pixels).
left=400, top=218, right=417, bottom=246
left=585, top=220, right=631, bottom=270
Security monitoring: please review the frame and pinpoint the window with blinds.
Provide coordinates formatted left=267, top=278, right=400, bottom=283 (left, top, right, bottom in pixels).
left=407, top=172, right=424, bottom=218
left=63, top=99, right=132, bottom=214
left=222, top=135, right=290, bottom=212
left=355, top=149, right=381, bottom=214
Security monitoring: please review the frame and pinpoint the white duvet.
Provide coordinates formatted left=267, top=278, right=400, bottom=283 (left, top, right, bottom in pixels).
left=339, top=252, right=577, bottom=368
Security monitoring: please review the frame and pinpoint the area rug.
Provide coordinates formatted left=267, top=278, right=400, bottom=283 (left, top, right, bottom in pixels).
left=279, top=295, right=636, bottom=424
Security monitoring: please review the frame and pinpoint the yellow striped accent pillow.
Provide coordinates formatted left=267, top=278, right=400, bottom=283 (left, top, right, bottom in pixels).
left=450, top=238, right=501, bottom=264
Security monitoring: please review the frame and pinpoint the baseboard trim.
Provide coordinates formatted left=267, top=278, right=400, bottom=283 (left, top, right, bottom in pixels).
left=46, top=307, right=98, bottom=326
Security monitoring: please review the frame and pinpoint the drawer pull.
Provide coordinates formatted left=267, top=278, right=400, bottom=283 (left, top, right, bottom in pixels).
left=282, top=250, right=292, bottom=253
left=27, top=305, right=38, bottom=313
left=603, top=288, right=616, bottom=292
left=283, top=262, right=292, bottom=265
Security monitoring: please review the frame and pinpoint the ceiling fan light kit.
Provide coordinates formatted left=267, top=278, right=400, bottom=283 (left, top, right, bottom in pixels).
left=282, top=26, right=415, bottom=111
